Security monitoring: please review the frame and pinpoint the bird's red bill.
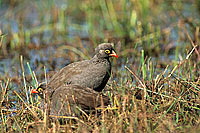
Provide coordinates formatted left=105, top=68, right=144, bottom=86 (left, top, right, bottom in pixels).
left=31, top=89, right=38, bottom=94
left=110, top=51, right=118, bottom=58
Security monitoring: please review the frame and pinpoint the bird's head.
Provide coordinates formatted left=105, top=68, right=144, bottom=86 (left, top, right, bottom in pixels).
left=95, top=43, right=118, bottom=59
left=31, top=84, right=47, bottom=98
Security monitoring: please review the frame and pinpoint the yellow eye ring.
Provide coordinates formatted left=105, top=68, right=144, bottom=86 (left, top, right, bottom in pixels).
left=37, top=87, right=43, bottom=93
left=105, top=49, right=110, bottom=54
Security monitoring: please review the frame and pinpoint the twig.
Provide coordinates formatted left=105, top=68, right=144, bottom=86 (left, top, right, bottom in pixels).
left=14, top=91, right=40, bottom=121
left=125, top=66, right=146, bottom=89
left=184, top=26, right=200, bottom=61
left=0, top=79, right=10, bottom=106
left=20, top=56, right=29, bottom=104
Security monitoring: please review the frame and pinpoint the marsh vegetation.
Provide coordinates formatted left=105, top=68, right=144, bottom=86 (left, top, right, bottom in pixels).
left=0, top=0, right=200, bottom=132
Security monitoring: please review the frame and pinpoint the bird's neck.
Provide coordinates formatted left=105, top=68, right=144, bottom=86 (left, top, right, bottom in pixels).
left=92, top=55, right=110, bottom=62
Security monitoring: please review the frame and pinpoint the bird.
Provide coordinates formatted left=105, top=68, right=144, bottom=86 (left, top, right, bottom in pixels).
left=31, top=84, right=110, bottom=116
left=36, top=43, right=118, bottom=92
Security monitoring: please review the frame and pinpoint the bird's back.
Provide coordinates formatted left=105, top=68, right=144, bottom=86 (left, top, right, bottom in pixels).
left=47, top=57, right=111, bottom=91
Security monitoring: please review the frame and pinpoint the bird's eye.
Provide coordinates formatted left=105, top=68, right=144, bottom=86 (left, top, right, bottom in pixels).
left=37, top=87, right=43, bottom=93
left=105, top=49, right=110, bottom=54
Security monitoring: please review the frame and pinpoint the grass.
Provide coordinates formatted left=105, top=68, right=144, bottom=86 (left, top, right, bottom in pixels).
left=0, top=0, right=200, bottom=132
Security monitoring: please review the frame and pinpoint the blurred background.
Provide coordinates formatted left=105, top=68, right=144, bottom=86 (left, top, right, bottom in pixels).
left=0, top=0, right=199, bottom=79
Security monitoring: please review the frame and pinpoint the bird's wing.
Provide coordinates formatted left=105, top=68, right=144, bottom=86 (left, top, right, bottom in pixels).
left=47, top=60, right=90, bottom=90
